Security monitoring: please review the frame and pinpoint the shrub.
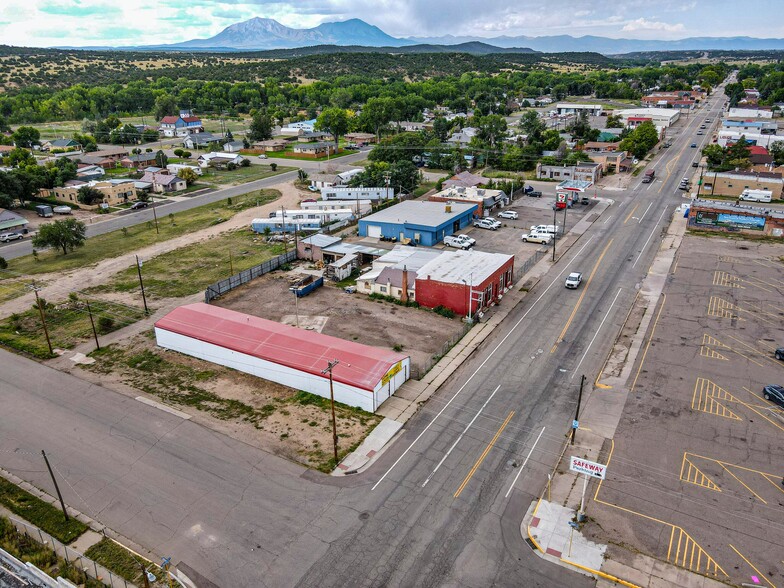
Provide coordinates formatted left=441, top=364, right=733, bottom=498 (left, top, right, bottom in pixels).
left=270, top=163, right=278, bottom=171
left=0, top=257, right=6, bottom=269
left=97, top=316, right=114, bottom=333
left=433, top=305, right=456, bottom=319
left=240, top=158, right=250, bottom=167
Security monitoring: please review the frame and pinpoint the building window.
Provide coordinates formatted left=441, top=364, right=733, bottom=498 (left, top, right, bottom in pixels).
left=379, top=286, right=387, bottom=293
left=704, top=183, right=713, bottom=190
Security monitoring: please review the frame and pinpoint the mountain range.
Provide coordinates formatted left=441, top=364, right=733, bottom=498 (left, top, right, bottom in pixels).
left=66, top=17, right=784, bottom=55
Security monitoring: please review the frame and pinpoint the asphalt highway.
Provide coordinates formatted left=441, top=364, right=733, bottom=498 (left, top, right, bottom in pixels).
left=0, top=91, right=729, bottom=587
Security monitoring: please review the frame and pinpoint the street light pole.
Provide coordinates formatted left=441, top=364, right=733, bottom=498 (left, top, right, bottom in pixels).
left=321, top=359, right=340, bottom=463
left=30, top=283, right=53, bottom=355
left=552, top=206, right=557, bottom=262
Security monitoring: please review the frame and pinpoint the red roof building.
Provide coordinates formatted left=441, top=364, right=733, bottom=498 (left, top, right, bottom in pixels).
left=155, top=303, right=410, bottom=412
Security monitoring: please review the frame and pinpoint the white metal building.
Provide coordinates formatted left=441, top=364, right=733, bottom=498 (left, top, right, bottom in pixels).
left=556, top=103, right=604, bottom=116
left=155, top=303, right=410, bottom=413
left=617, top=108, right=680, bottom=129
left=322, top=186, right=394, bottom=201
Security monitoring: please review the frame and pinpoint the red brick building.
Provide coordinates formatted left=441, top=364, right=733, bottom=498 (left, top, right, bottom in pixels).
left=415, top=249, right=514, bottom=317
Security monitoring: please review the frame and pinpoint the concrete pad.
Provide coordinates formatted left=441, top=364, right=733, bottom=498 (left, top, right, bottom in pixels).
left=69, top=352, right=95, bottom=365
left=69, top=529, right=103, bottom=553
left=279, top=315, right=328, bottom=332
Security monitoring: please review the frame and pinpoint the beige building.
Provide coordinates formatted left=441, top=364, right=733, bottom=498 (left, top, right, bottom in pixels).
left=698, top=170, right=783, bottom=199
left=51, top=179, right=137, bottom=207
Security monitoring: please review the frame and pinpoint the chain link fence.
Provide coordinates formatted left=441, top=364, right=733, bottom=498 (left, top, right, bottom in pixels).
left=4, top=515, right=136, bottom=588
left=514, top=247, right=548, bottom=283
left=205, top=250, right=297, bottom=303
left=410, top=321, right=473, bottom=380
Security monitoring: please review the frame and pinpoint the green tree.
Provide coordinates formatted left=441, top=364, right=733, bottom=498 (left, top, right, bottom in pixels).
left=5, top=147, right=36, bottom=168
left=702, top=144, right=725, bottom=168
left=72, top=132, right=97, bottom=152
left=154, top=94, right=178, bottom=120
left=476, top=114, right=507, bottom=148
left=316, top=107, right=349, bottom=150
left=12, top=126, right=40, bottom=148
left=432, top=117, right=451, bottom=142
left=519, top=110, right=545, bottom=144
left=178, top=167, right=198, bottom=185
left=769, top=141, right=784, bottom=165
left=77, top=185, right=104, bottom=205
left=619, top=121, right=659, bottom=159
left=605, top=114, right=623, bottom=128
left=142, top=128, right=159, bottom=144
left=155, top=150, right=168, bottom=168
left=248, top=110, right=273, bottom=142
left=32, top=218, right=87, bottom=255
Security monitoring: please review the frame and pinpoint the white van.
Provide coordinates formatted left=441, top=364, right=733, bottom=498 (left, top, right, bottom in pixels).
left=530, top=224, right=559, bottom=235
left=739, top=189, right=772, bottom=203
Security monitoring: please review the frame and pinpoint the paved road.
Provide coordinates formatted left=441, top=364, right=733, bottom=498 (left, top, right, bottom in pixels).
left=0, top=92, right=728, bottom=587
left=0, top=149, right=370, bottom=261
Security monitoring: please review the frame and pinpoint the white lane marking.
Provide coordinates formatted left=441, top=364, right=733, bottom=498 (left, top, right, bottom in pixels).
left=638, top=202, right=653, bottom=224
left=571, top=288, right=623, bottom=379
left=603, top=215, right=613, bottom=225
left=371, top=237, right=596, bottom=491
left=421, top=385, right=500, bottom=487
left=632, top=205, right=669, bottom=269
left=504, top=426, right=546, bottom=498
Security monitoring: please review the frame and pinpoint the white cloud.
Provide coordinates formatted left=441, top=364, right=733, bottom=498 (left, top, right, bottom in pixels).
left=622, top=18, right=685, bottom=33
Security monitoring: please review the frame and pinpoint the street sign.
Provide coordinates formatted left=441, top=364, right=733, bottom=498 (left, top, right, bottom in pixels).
left=569, top=456, right=607, bottom=479
left=572, top=420, right=579, bottom=430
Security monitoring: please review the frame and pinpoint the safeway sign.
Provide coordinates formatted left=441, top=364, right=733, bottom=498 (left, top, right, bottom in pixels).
left=569, top=456, right=607, bottom=479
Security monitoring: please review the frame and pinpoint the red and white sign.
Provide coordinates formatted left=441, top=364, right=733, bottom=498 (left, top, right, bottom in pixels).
left=569, top=456, right=607, bottom=479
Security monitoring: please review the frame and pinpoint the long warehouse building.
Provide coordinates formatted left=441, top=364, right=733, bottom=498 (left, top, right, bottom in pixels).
left=155, top=303, right=410, bottom=413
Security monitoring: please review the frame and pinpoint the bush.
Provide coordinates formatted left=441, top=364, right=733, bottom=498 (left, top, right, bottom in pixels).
left=173, top=148, right=184, bottom=156
left=182, top=151, right=192, bottom=158
left=240, top=158, right=250, bottom=167
left=433, top=305, right=456, bottom=319
left=227, top=162, right=237, bottom=171
left=270, top=162, right=278, bottom=171
left=0, top=257, right=6, bottom=269
left=97, top=316, right=114, bottom=333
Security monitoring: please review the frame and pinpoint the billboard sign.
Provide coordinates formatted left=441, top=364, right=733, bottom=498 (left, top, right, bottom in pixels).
left=695, top=210, right=765, bottom=231
left=569, top=456, right=607, bottom=479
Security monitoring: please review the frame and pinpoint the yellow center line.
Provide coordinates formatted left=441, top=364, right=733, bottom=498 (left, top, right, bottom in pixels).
left=551, top=239, right=614, bottom=353
left=454, top=410, right=514, bottom=498
left=730, top=544, right=777, bottom=588
left=623, top=203, right=640, bottom=224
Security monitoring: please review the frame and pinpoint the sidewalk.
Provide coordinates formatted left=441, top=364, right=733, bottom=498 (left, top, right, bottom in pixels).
left=521, top=212, right=727, bottom=587
left=334, top=197, right=613, bottom=473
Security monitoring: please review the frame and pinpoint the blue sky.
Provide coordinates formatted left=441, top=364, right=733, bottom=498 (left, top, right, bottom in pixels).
left=1, top=0, right=781, bottom=47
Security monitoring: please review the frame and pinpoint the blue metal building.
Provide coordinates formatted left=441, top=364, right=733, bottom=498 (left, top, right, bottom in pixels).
left=358, top=201, right=478, bottom=246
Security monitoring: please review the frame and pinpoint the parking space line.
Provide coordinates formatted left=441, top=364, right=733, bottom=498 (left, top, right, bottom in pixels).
left=724, top=333, right=781, bottom=366
left=551, top=239, right=614, bottom=353
left=623, top=203, right=639, bottom=224
left=679, top=454, right=721, bottom=491
left=719, top=462, right=767, bottom=504
left=707, top=296, right=744, bottom=320
left=691, top=378, right=742, bottom=420
left=595, top=441, right=728, bottom=579
left=712, top=270, right=744, bottom=289
left=454, top=410, right=514, bottom=499
left=739, top=388, right=784, bottom=433
left=730, top=544, right=778, bottom=588
left=630, top=295, right=666, bottom=392
left=699, top=334, right=730, bottom=360
left=684, top=452, right=784, bottom=499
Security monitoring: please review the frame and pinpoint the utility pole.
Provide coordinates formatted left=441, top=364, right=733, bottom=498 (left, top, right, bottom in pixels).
left=136, top=256, right=149, bottom=315
left=41, top=450, right=69, bottom=521
left=571, top=375, right=585, bottom=446
left=86, top=300, right=100, bottom=350
left=384, top=172, right=391, bottom=201
left=551, top=207, right=558, bottom=262
left=280, top=206, right=287, bottom=252
left=30, top=283, right=53, bottom=355
left=150, top=193, right=159, bottom=235
left=321, top=359, right=340, bottom=463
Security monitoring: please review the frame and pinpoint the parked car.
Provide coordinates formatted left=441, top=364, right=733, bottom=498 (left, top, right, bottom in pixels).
left=483, top=217, right=502, bottom=228
left=473, top=218, right=498, bottom=230
left=775, top=347, right=784, bottom=361
left=580, top=196, right=590, bottom=205
left=527, top=190, right=542, bottom=198
left=692, top=162, right=699, bottom=168
left=0, top=232, right=23, bottom=243
left=565, top=272, right=583, bottom=289
left=456, top=234, right=476, bottom=246
left=307, top=186, right=319, bottom=192
left=762, top=384, right=784, bottom=408
left=521, top=233, right=551, bottom=244
left=258, top=154, right=268, bottom=159
left=523, top=185, right=534, bottom=194
left=444, top=235, right=471, bottom=249
left=497, top=210, right=518, bottom=220
left=530, top=224, right=558, bottom=235
left=130, top=201, right=149, bottom=210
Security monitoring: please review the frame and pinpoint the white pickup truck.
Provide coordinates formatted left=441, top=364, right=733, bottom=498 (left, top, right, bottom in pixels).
left=443, top=235, right=472, bottom=249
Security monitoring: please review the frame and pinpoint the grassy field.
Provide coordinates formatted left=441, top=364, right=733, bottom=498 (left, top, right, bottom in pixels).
left=96, top=228, right=287, bottom=299
left=85, top=538, right=152, bottom=585
left=0, top=297, right=146, bottom=358
left=199, top=164, right=295, bottom=186
left=6, top=190, right=281, bottom=277
left=0, top=516, right=104, bottom=587
left=0, top=477, right=87, bottom=543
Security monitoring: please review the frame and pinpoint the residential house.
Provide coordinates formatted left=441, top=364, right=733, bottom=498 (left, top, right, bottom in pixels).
left=254, top=139, right=289, bottom=153
left=398, top=121, right=428, bottom=132
left=159, top=115, right=204, bottom=138
left=343, top=132, right=376, bottom=145
left=442, top=171, right=486, bottom=189
left=293, top=142, right=336, bottom=158
left=42, top=138, right=80, bottom=152
left=222, top=141, right=245, bottom=153
left=296, top=233, right=342, bottom=261
left=309, top=173, right=339, bottom=190
left=76, top=164, right=105, bottom=181
left=72, top=147, right=128, bottom=170
left=446, top=127, right=478, bottom=148
left=183, top=132, right=222, bottom=150
left=747, top=145, right=774, bottom=166
left=140, top=171, right=186, bottom=193
left=196, top=152, right=246, bottom=168
left=121, top=152, right=159, bottom=169
left=297, top=131, right=333, bottom=143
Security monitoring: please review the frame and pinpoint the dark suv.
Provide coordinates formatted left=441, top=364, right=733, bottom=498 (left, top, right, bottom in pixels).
left=763, top=385, right=784, bottom=408
left=776, top=347, right=784, bottom=361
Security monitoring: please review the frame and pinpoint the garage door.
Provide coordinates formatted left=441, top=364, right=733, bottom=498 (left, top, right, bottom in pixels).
left=367, top=224, right=382, bottom=238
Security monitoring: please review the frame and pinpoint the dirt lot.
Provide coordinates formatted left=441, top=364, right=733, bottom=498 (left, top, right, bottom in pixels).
left=81, top=332, right=382, bottom=472
left=212, top=266, right=467, bottom=377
